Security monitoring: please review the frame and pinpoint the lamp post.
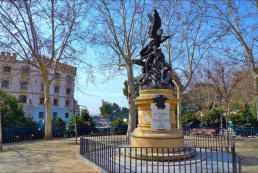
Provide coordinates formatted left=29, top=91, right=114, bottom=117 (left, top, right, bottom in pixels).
left=200, top=112, right=204, bottom=128
left=217, top=94, right=223, bottom=135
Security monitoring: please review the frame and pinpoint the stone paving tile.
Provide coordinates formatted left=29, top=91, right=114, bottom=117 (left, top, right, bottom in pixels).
left=235, top=137, right=258, bottom=173
left=0, top=138, right=98, bottom=173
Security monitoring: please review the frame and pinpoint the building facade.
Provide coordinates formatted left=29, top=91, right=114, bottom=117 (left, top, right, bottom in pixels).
left=0, top=52, right=77, bottom=125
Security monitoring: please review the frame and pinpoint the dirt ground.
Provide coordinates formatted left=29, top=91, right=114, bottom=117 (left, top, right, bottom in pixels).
left=0, top=138, right=98, bottom=173
left=235, top=137, right=258, bottom=173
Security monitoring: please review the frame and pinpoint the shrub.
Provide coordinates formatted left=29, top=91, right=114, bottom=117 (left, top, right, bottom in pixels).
left=0, top=90, right=38, bottom=128
left=110, top=117, right=127, bottom=134
left=229, top=109, right=257, bottom=127
left=66, top=113, right=96, bottom=137
left=202, top=109, right=226, bottom=130
left=182, top=112, right=200, bottom=128
left=52, top=116, right=66, bottom=137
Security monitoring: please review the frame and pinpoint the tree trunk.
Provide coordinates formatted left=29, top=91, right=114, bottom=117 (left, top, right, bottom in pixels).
left=74, top=115, right=78, bottom=144
left=254, top=73, right=258, bottom=121
left=73, top=99, right=78, bottom=144
left=0, top=107, right=2, bottom=152
left=44, top=82, right=52, bottom=139
left=226, top=104, right=229, bottom=135
left=177, top=89, right=183, bottom=130
left=126, top=61, right=137, bottom=134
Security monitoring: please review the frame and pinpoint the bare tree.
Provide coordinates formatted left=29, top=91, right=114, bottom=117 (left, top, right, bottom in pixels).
left=207, top=60, right=242, bottom=133
left=207, top=0, right=258, bottom=120
left=231, top=69, right=253, bottom=108
left=0, top=0, right=92, bottom=139
left=88, top=0, right=149, bottom=133
left=0, top=99, right=3, bottom=152
left=155, top=1, right=219, bottom=129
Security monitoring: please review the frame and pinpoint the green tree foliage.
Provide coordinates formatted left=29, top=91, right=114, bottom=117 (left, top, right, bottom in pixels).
left=202, top=109, right=226, bottom=129
left=99, top=100, right=129, bottom=121
left=229, top=109, right=258, bottom=127
left=121, top=107, right=129, bottom=119
left=100, top=100, right=114, bottom=121
left=0, top=90, right=37, bottom=128
left=67, top=109, right=95, bottom=136
left=123, top=80, right=139, bottom=99
left=110, top=117, right=127, bottom=134
left=52, top=116, right=66, bottom=129
left=52, top=116, right=66, bottom=137
left=182, top=112, right=200, bottom=128
left=81, top=109, right=90, bottom=122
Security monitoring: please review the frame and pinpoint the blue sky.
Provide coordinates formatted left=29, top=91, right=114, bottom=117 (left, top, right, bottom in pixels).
left=74, top=47, right=129, bottom=115
left=74, top=71, right=128, bottom=115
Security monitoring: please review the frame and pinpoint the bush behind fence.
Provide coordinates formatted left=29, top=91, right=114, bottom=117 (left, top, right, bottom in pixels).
left=183, top=126, right=258, bottom=136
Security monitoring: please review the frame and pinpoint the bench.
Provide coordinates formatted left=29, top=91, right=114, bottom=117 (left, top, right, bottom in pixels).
left=203, top=129, right=216, bottom=134
left=192, top=128, right=216, bottom=134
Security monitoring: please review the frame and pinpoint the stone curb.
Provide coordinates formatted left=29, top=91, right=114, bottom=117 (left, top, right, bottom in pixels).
left=76, top=154, right=108, bottom=173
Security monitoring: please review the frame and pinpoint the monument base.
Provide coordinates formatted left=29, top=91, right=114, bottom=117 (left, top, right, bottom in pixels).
left=122, top=147, right=195, bottom=161
left=131, top=89, right=184, bottom=153
left=131, top=133, right=184, bottom=153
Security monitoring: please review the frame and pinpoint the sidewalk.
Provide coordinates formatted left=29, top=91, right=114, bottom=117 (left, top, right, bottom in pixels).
left=0, top=138, right=98, bottom=173
left=235, top=137, right=258, bottom=173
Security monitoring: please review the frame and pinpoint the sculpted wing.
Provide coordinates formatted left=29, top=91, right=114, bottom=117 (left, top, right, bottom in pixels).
left=148, top=9, right=161, bottom=39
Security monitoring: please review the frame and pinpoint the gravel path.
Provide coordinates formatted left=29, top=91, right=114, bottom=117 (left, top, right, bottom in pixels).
left=0, top=138, right=98, bottom=173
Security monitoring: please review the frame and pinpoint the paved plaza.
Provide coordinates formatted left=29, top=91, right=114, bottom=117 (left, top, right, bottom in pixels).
left=0, top=137, right=257, bottom=173
left=0, top=138, right=97, bottom=173
left=235, top=137, right=258, bottom=173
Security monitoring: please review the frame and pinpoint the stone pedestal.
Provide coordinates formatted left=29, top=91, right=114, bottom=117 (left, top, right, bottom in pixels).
left=131, top=89, right=184, bottom=153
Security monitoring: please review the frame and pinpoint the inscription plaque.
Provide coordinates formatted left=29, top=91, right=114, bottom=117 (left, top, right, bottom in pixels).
left=151, top=103, right=171, bottom=130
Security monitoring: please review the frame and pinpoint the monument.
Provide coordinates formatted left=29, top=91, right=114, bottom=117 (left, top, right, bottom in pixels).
left=130, top=9, right=185, bottom=158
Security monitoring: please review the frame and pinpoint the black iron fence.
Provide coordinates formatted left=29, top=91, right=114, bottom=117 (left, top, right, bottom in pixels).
left=80, top=132, right=239, bottom=173
left=2, top=126, right=112, bottom=143
left=2, top=126, right=44, bottom=143
left=230, top=126, right=258, bottom=136
left=2, top=125, right=66, bottom=143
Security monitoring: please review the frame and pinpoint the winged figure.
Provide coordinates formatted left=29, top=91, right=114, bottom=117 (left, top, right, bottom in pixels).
left=148, top=9, right=161, bottom=39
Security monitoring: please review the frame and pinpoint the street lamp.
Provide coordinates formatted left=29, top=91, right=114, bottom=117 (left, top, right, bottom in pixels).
left=216, top=94, right=223, bottom=135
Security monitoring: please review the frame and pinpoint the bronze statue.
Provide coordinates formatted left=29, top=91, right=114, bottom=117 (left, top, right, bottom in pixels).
left=132, top=9, right=174, bottom=90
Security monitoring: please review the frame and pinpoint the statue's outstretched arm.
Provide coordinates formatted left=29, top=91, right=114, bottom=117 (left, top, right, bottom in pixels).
left=160, top=35, right=172, bottom=44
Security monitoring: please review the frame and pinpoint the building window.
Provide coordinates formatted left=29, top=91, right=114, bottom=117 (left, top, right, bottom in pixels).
left=53, top=99, right=58, bottom=106
left=65, top=99, right=70, bottom=107
left=40, top=83, right=44, bottom=92
left=55, top=73, right=60, bottom=79
left=65, top=113, right=69, bottom=118
left=66, top=76, right=71, bottom=83
left=66, top=88, right=71, bottom=95
left=22, top=67, right=29, bottom=74
left=20, top=81, right=28, bottom=89
left=53, top=112, right=57, bottom=117
left=39, top=97, right=44, bottom=105
left=19, top=95, right=27, bottom=103
left=3, top=66, right=11, bottom=72
left=1, top=80, right=9, bottom=88
left=39, top=112, right=44, bottom=119
left=54, top=86, right=59, bottom=94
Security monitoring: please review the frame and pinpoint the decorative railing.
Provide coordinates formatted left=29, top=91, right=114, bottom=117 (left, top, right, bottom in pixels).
left=2, top=126, right=112, bottom=143
left=80, top=132, right=239, bottom=173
